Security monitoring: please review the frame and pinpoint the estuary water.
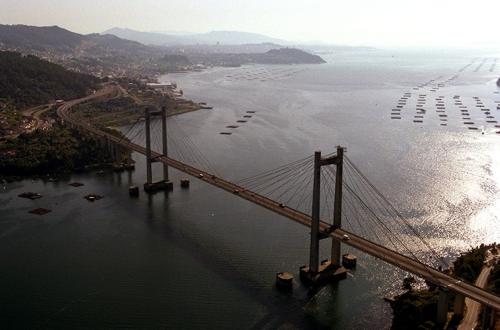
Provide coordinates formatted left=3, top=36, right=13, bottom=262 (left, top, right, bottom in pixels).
left=1, top=48, right=500, bottom=329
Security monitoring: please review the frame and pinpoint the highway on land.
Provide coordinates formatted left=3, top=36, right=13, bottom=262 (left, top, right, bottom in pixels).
left=57, top=87, right=500, bottom=312
left=458, top=250, right=497, bottom=329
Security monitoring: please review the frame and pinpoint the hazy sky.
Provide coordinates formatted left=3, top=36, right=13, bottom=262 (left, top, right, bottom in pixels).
left=2, top=0, right=500, bottom=47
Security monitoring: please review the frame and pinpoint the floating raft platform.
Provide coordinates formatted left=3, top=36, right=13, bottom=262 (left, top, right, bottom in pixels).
left=18, top=192, right=42, bottom=200
left=220, top=132, right=232, bottom=135
left=226, top=125, right=239, bottom=129
left=29, top=208, right=51, bottom=215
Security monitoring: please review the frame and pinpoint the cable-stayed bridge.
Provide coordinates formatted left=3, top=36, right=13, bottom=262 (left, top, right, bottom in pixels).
left=57, top=86, right=500, bottom=324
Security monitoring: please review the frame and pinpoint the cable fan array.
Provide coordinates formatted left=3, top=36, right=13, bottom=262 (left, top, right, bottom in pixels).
left=236, top=153, right=448, bottom=269
left=117, top=112, right=447, bottom=270
left=121, top=116, right=219, bottom=176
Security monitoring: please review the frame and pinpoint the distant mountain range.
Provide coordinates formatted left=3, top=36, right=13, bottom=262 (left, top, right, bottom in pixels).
left=102, top=28, right=288, bottom=46
left=0, top=25, right=151, bottom=57
left=0, top=24, right=327, bottom=77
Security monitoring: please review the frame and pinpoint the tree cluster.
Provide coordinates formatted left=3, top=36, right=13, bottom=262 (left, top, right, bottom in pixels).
left=0, top=125, right=112, bottom=177
left=0, top=51, right=98, bottom=109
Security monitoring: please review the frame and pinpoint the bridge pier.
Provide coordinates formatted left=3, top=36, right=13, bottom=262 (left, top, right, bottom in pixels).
left=143, top=107, right=173, bottom=193
left=453, top=293, right=465, bottom=317
left=300, top=147, right=347, bottom=285
left=481, top=306, right=496, bottom=329
left=437, top=288, right=450, bottom=325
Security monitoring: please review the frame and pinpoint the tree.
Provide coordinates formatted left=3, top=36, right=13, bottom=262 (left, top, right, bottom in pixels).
left=403, top=276, right=417, bottom=292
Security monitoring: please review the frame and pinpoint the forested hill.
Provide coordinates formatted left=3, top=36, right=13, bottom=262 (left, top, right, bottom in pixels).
left=254, top=48, right=326, bottom=64
left=0, top=51, right=99, bottom=108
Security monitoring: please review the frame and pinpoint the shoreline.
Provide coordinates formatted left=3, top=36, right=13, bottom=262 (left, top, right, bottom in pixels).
left=0, top=79, right=207, bottom=182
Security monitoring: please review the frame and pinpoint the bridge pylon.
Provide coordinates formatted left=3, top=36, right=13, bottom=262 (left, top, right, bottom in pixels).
left=331, top=145, right=344, bottom=266
left=143, top=107, right=173, bottom=193
left=161, top=106, right=169, bottom=182
left=299, top=147, right=347, bottom=285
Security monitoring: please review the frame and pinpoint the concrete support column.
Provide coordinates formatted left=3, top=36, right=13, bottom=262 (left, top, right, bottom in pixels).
left=453, top=294, right=465, bottom=316
left=331, top=146, right=343, bottom=266
left=437, top=288, right=449, bottom=325
left=104, top=136, right=110, bottom=154
left=481, top=306, right=495, bottom=329
left=112, top=144, right=118, bottom=162
left=106, top=137, right=116, bottom=161
left=309, top=151, right=321, bottom=274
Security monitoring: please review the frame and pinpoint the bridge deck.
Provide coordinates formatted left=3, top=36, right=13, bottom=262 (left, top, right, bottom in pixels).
left=57, top=89, right=500, bottom=311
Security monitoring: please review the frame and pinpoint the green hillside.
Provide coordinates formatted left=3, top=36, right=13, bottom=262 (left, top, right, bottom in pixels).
left=0, top=51, right=98, bottom=108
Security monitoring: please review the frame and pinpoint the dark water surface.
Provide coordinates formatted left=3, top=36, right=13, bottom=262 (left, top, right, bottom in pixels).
left=1, top=49, right=500, bottom=329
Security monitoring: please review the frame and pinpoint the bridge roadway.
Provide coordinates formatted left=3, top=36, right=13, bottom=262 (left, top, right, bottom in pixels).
left=58, top=90, right=500, bottom=311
